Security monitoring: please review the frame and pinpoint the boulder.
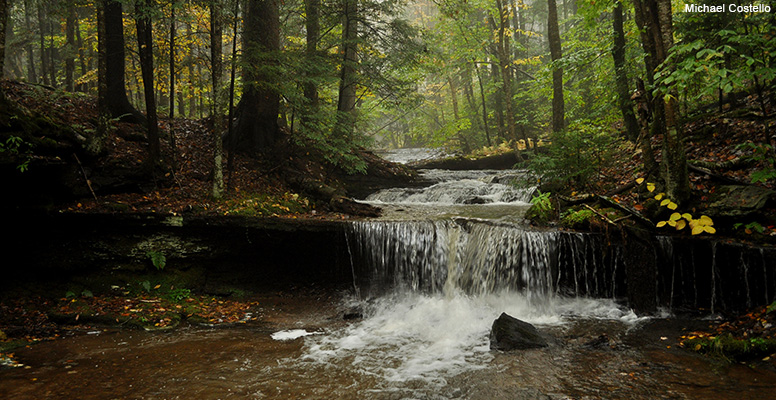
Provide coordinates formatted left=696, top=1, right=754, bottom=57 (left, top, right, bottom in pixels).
left=489, top=312, right=548, bottom=351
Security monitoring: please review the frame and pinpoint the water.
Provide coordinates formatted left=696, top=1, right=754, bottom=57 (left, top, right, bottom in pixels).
left=3, top=150, right=775, bottom=399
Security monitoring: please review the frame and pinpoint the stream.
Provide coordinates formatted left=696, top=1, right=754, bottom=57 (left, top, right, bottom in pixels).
left=1, top=148, right=775, bottom=399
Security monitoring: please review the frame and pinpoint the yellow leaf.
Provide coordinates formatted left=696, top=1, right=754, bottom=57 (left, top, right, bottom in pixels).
left=154, top=284, right=161, bottom=289
left=636, top=178, right=645, bottom=184
left=694, top=344, right=702, bottom=351
left=692, top=226, right=704, bottom=235
left=655, top=193, right=664, bottom=200
left=661, top=199, right=670, bottom=206
left=682, top=213, right=693, bottom=220
left=657, top=221, right=667, bottom=228
left=670, top=212, right=681, bottom=221
left=699, top=215, right=713, bottom=226
left=668, top=220, right=676, bottom=227
left=704, top=226, right=716, bottom=234
left=676, top=220, right=687, bottom=230
left=667, top=202, right=678, bottom=210
left=647, top=183, right=656, bottom=192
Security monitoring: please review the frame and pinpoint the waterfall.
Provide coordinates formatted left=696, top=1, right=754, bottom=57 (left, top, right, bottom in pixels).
left=347, top=219, right=625, bottom=303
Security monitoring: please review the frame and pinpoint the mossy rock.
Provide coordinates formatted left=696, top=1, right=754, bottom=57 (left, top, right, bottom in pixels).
left=684, top=334, right=776, bottom=360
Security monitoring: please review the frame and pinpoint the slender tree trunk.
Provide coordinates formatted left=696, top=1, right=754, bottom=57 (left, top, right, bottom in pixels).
left=37, top=6, right=49, bottom=86
left=168, top=1, right=178, bottom=173
left=548, top=0, right=564, bottom=133
left=0, top=0, right=7, bottom=77
left=612, top=1, right=639, bottom=141
left=303, top=0, right=320, bottom=112
left=24, top=0, right=37, bottom=83
left=336, top=0, right=359, bottom=137
left=210, top=0, right=224, bottom=198
left=474, top=62, right=492, bottom=146
left=633, top=0, right=689, bottom=202
left=655, top=0, right=689, bottom=203
left=75, top=12, right=88, bottom=91
left=490, top=0, right=520, bottom=146
left=135, top=0, right=160, bottom=171
left=65, top=6, right=76, bottom=91
left=226, top=1, right=239, bottom=189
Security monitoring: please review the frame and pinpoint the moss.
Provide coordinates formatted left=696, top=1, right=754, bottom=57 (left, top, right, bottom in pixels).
left=683, top=334, right=776, bottom=360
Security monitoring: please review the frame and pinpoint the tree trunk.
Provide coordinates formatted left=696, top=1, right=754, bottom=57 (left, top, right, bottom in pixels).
left=336, top=0, right=359, bottom=137
left=210, top=0, right=224, bottom=198
left=0, top=0, right=6, bottom=77
left=101, top=0, right=144, bottom=124
left=612, top=1, right=639, bottom=142
left=233, top=0, right=280, bottom=153
left=168, top=1, right=178, bottom=172
left=632, top=0, right=690, bottom=203
left=65, top=6, right=76, bottom=91
left=655, top=0, right=690, bottom=203
left=474, top=63, right=492, bottom=147
left=490, top=0, right=520, bottom=146
left=37, top=5, right=49, bottom=86
left=135, top=0, right=160, bottom=171
left=24, top=0, right=37, bottom=83
left=75, top=11, right=88, bottom=91
left=548, top=0, right=564, bottom=133
left=304, top=0, right=320, bottom=112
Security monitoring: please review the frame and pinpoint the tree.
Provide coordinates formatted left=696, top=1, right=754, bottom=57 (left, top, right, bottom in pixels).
left=633, top=0, right=690, bottom=203
left=547, top=0, right=564, bottom=133
left=210, top=0, right=224, bottom=198
left=100, top=0, right=144, bottom=124
left=232, top=0, right=280, bottom=153
left=335, top=0, right=359, bottom=137
left=135, top=0, right=160, bottom=169
left=303, top=0, right=320, bottom=113
left=0, top=0, right=7, bottom=76
left=612, top=0, right=638, bottom=142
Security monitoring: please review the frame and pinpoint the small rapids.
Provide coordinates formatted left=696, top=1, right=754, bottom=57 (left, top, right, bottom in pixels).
left=297, top=292, right=642, bottom=392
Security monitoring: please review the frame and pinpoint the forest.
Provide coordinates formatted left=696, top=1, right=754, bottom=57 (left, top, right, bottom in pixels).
left=0, top=0, right=774, bottom=212
left=3, top=0, right=776, bottom=389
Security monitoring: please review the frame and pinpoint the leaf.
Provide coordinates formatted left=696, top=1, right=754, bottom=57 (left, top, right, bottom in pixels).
left=667, top=202, right=678, bottom=210
left=657, top=221, right=667, bottom=228
left=704, top=226, right=717, bottom=234
left=682, top=213, right=693, bottom=220
left=668, top=220, right=676, bottom=227
left=670, top=212, right=682, bottom=221
left=655, top=193, right=664, bottom=201
left=692, top=226, right=704, bottom=235
left=699, top=215, right=713, bottom=226
left=676, top=220, right=687, bottom=230
left=660, top=199, right=671, bottom=207
left=647, top=183, right=656, bottom=192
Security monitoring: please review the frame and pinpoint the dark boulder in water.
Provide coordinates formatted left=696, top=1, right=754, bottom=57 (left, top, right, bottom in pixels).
left=489, top=312, right=548, bottom=351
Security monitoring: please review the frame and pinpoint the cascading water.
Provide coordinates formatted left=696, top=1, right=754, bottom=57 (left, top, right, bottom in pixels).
left=293, top=159, right=642, bottom=396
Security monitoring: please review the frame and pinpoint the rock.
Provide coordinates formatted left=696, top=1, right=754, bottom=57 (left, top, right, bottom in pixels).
left=706, top=185, right=776, bottom=218
left=489, top=313, right=548, bottom=351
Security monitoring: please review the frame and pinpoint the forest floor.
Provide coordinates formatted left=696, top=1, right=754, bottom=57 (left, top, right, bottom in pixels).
left=1, top=80, right=776, bottom=366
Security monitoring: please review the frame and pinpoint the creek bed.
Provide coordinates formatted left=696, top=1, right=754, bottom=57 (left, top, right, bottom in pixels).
left=1, top=289, right=775, bottom=399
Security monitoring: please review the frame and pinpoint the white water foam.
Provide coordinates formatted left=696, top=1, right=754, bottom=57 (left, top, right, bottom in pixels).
left=299, top=291, right=644, bottom=388
left=271, top=329, right=321, bottom=341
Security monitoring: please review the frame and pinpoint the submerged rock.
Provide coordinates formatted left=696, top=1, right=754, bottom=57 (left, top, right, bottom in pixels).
left=489, top=313, right=548, bottom=351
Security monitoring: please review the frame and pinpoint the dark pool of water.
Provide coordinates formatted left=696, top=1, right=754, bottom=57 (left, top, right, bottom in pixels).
left=1, top=292, right=775, bottom=400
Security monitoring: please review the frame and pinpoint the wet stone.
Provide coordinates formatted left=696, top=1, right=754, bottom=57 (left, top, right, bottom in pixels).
left=489, top=312, right=548, bottom=351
